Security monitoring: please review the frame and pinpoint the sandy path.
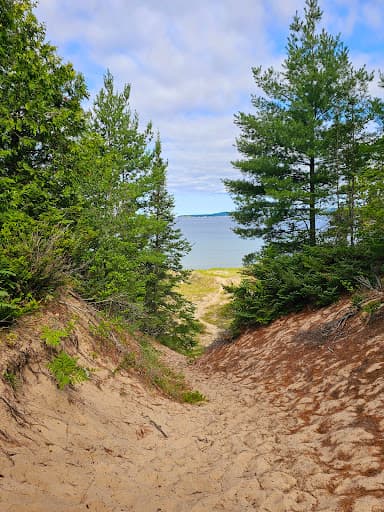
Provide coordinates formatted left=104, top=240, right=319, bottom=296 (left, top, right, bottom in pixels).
left=1, top=351, right=320, bottom=512
left=1, top=294, right=384, bottom=511
left=194, top=274, right=240, bottom=346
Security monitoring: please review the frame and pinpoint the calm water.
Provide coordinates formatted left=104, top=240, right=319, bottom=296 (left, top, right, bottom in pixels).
left=176, top=215, right=263, bottom=269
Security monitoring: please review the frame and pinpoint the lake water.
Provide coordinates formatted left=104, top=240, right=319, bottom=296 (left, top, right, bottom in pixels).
left=176, top=215, right=263, bottom=269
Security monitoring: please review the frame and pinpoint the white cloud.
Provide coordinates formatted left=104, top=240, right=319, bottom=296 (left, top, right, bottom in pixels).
left=35, top=0, right=384, bottom=211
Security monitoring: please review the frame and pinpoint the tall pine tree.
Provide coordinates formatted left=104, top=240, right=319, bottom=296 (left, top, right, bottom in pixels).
left=142, top=137, right=200, bottom=350
left=75, top=73, right=198, bottom=350
left=225, top=0, right=377, bottom=252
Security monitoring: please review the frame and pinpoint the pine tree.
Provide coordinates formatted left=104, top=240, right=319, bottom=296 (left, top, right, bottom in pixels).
left=0, top=0, right=87, bottom=322
left=0, top=0, right=87, bottom=223
left=75, top=73, right=199, bottom=350
left=76, top=71, right=154, bottom=308
left=225, top=0, right=377, bottom=252
left=142, top=137, right=200, bottom=350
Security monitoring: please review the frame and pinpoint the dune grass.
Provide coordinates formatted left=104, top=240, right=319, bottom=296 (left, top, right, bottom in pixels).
left=179, top=268, right=241, bottom=303
left=178, top=268, right=241, bottom=340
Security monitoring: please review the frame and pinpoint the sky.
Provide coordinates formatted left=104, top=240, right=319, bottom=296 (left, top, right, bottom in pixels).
left=34, top=0, right=384, bottom=215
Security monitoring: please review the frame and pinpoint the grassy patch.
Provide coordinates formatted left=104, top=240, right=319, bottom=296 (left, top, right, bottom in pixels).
left=117, top=339, right=205, bottom=404
left=198, top=268, right=241, bottom=278
left=201, top=302, right=233, bottom=330
left=181, top=390, right=206, bottom=404
left=178, top=273, right=217, bottom=301
left=178, top=268, right=240, bottom=303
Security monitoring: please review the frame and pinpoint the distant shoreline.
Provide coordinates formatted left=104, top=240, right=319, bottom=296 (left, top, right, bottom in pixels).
left=177, top=211, right=231, bottom=218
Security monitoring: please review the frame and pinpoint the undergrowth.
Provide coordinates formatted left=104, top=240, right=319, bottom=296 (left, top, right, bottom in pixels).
left=228, top=245, right=382, bottom=333
left=47, top=351, right=89, bottom=390
left=3, top=370, right=19, bottom=390
left=117, top=337, right=205, bottom=404
left=41, top=319, right=89, bottom=390
left=40, top=320, right=75, bottom=347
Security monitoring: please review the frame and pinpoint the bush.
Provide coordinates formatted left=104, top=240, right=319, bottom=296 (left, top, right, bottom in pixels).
left=228, top=244, right=380, bottom=333
left=0, top=226, right=72, bottom=324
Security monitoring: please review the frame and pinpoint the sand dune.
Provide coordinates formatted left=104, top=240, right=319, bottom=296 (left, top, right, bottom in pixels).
left=1, top=293, right=384, bottom=511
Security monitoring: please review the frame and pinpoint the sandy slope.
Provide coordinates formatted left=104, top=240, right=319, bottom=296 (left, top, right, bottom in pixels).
left=1, top=294, right=384, bottom=511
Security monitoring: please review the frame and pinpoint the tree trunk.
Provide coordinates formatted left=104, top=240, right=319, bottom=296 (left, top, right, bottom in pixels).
left=309, top=156, right=316, bottom=245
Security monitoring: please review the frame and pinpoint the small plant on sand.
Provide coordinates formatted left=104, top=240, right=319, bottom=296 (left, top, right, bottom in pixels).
left=41, top=320, right=75, bottom=347
left=4, top=332, right=18, bottom=348
left=47, top=351, right=88, bottom=389
left=181, top=390, right=206, bottom=404
left=3, top=370, right=18, bottom=390
left=115, top=337, right=206, bottom=404
left=118, top=351, right=137, bottom=369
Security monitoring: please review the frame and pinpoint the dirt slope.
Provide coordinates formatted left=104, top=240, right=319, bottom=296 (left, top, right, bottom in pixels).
left=1, top=292, right=384, bottom=511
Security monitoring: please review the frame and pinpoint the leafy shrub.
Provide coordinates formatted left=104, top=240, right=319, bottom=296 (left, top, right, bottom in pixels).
left=228, top=244, right=380, bottom=333
left=47, top=351, right=88, bottom=389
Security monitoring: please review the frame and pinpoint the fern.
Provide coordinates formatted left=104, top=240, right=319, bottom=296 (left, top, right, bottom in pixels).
left=41, top=321, right=74, bottom=347
left=47, top=351, right=88, bottom=389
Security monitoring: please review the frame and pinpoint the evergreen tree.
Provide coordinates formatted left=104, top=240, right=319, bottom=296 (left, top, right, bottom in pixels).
left=324, top=71, right=379, bottom=246
left=0, top=0, right=87, bottom=322
left=224, top=0, right=384, bottom=333
left=0, top=0, right=86, bottom=223
left=225, top=0, right=377, bottom=252
left=75, top=73, right=198, bottom=350
left=73, top=72, right=151, bottom=316
left=142, top=137, right=200, bottom=350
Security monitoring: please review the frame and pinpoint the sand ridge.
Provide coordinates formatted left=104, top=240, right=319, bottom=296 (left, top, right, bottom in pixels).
left=1, top=293, right=384, bottom=511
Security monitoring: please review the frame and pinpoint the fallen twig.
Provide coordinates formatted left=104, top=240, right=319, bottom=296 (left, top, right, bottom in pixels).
left=145, top=416, right=168, bottom=438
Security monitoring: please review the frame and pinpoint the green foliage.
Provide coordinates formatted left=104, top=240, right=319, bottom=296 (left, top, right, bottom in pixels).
left=223, top=0, right=384, bottom=333
left=116, top=339, right=204, bottom=403
left=351, top=293, right=364, bottom=307
left=3, top=332, right=18, bottom=348
left=0, top=227, right=71, bottom=324
left=0, top=1, right=86, bottom=323
left=41, top=321, right=75, bottom=347
left=0, top=4, right=199, bottom=353
left=228, top=245, right=378, bottom=333
left=361, top=300, right=381, bottom=315
left=181, top=390, right=206, bottom=404
left=89, top=318, right=121, bottom=341
left=118, top=351, right=137, bottom=369
left=3, top=370, right=18, bottom=390
left=47, top=351, right=88, bottom=390
left=73, top=73, right=199, bottom=352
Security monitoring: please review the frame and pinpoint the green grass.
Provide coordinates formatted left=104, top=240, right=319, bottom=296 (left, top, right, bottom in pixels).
left=117, top=339, right=206, bottom=404
left=178, top=273, right=217, bottom=301
left=201, top=302, right=233, bottom=330
left=179, top=268, right=240, bottom=302
left=198, top=268, right=241, bottom=278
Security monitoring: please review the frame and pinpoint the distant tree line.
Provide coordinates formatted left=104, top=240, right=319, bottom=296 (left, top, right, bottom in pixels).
left=0, top=0, right=199, bottom=351
left=225, top=0, right=384, bottom=331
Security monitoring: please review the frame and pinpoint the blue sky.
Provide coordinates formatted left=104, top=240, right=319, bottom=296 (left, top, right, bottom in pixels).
left=35, top=0, right=384, bottom=215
